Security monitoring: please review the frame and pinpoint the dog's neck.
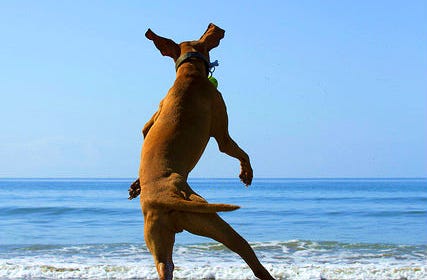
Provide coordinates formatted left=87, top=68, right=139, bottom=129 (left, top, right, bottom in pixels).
left=175, top=52, right=210, bottom=77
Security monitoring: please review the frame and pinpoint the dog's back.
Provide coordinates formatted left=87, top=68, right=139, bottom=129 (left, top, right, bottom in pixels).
left=140, top=78, right=214, bottom=182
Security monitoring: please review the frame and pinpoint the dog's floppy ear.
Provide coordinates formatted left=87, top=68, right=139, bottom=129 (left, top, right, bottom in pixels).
left=145, top=29, right=180, bottom=60
left=199, top=23, right=225, bottom=51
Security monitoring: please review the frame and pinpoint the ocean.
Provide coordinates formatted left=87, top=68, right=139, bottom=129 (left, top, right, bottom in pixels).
left=0, top=178, right=426, bottom=279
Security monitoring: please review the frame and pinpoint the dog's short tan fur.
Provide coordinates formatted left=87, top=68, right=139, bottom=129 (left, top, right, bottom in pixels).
left=138, top=23, right=275, bottom=280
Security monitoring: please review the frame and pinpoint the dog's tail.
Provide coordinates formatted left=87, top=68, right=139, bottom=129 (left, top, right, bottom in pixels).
left=144, top=198, right=240, bottom=213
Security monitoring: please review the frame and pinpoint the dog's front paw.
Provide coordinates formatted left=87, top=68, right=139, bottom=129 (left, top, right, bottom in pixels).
left=128, top=178, right=141, bottom=200
left=239, top=162, right=253, bottom=186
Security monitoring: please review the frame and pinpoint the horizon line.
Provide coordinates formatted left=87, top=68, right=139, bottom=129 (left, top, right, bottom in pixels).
left=0, top=177, right=426, bottom=180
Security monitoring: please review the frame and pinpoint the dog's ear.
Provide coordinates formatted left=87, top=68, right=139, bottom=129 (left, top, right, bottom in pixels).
left=199, top=23, right=225, bottom=51
left=145, top=29, right=180, bottom=60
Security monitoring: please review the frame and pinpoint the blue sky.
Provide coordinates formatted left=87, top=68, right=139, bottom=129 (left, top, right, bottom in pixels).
left=0, top=0, right=426, bottom=178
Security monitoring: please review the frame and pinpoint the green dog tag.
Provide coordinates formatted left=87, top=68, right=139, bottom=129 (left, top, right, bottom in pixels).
left=209, top=76, right=218, bottom=88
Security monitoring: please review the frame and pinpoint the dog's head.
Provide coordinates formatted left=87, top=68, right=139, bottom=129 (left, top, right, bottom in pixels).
left=145, top=23, right=224, bottom=74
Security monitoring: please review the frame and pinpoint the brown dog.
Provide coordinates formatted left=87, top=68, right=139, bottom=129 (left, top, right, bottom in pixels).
left=134, top=23, right=275, bottom=280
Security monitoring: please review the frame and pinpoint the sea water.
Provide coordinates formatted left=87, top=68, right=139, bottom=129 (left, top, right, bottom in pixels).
left=0, top=178, right=426, bottom=279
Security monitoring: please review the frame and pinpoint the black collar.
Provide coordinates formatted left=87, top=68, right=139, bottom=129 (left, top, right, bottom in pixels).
left=175, top=52, right=210, bottom=76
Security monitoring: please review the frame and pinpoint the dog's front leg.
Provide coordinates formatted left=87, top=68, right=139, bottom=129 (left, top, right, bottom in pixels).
left=131, top=116, right=157, bottom=199
left=142, top=99, right=164, bottom=137
left=217, top=134, right=253, bottom=186
left=128, top=178, right=141, bottom=200
left=212, top=93, right=253, bottom=185
left=129, top=100, right=165, bottom=199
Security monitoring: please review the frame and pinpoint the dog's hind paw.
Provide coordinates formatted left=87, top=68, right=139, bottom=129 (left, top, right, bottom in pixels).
left=128, top=178, right=141, bottom=200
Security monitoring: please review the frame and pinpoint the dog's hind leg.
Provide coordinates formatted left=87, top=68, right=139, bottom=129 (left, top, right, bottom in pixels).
left=176, top=212, right=275, bottom=280
left=143, top=210, right=176, bottom=280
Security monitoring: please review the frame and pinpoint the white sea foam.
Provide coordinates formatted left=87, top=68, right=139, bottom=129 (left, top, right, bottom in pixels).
left=1, top=261, right=426, bottom=279
left=0, top=241, right=426, bottom=279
